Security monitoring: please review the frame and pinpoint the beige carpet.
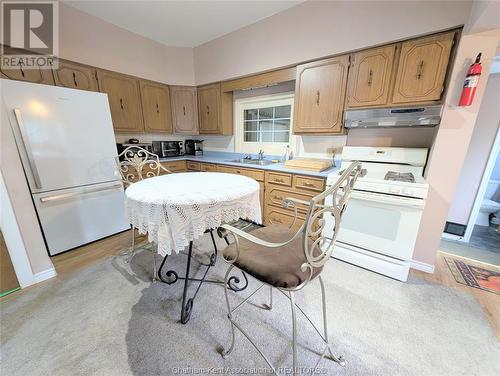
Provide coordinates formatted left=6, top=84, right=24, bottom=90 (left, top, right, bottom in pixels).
left=1, top=234, right=499, bottom=375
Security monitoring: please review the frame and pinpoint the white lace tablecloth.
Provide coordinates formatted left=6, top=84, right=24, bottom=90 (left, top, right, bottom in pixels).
left=125, top=172, right=261, bottom=256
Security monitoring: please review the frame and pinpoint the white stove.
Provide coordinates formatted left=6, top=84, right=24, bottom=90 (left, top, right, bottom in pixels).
left=323, top=146, right=429, bottom=281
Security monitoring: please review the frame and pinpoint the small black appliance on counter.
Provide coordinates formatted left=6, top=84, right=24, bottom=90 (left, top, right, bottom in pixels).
left=185, top=139, right=203, bottom=156
left=152, top=141, right=184, bottom=158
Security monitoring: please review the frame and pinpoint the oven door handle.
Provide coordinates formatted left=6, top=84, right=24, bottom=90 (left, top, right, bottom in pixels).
left=350, top=191, right=425, bottom=208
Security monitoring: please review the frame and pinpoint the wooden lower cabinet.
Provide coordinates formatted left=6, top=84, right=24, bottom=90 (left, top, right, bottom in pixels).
left=216, top=165, right=265, bottom=213
left=264, top=171, right=325, bottom=229
left=186, top=161, right=201, bottom=171
left=265, top=206, right=305, bottom=232
left=200, top=163, right=217, bottom=172
left=161, top=160, right=186, bottom=173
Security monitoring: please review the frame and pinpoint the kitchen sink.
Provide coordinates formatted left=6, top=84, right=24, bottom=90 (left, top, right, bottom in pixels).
left=227, top=158, right=277, bottom=166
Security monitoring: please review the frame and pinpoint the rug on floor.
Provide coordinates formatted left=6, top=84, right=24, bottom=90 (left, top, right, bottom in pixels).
left=1, top=233, right=500, bottom=376
left=444, top=256, right=500, bottom=294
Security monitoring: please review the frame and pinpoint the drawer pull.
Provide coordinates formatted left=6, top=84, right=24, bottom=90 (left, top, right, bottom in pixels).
left=304, top=182, right=315, bottom=187
left=274, top=178, right=284, bottom=183
left=273, top=217, right=283, bottom=223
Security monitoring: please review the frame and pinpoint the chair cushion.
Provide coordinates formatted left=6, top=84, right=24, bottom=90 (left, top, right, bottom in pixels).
left=223, top=224, right=323, bottom=289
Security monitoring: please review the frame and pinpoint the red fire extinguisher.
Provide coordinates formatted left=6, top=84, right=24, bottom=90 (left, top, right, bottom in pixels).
left=459, top=53, right=482, bottom=107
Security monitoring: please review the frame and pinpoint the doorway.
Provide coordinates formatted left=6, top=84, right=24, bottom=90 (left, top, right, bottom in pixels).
left=442, top=71, right=500, bottom=267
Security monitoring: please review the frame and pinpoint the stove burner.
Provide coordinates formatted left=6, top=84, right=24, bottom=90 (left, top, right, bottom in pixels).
left=384, top=171, right=415, bottom=183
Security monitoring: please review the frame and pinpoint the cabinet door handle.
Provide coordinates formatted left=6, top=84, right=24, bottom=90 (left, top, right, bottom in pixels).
left=183, top=105, right=186, bottom=116
left=316, top=90, right=320, bottom=105
left=367, top=68, right=373, bottom=86
left=156, top=103, right=159, bottom=113
left=72, top=72, right=78, bottom=87
left=416, top=60, right=425, bottom=80
left=273, top=217, right=283, bottom=224
left=120, top=98, right=124, bottom=110
left=206, top=105, right=210, bottom=115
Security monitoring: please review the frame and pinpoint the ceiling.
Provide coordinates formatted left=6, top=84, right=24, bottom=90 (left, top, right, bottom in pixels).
left=65, top=1, right=304, bottom=48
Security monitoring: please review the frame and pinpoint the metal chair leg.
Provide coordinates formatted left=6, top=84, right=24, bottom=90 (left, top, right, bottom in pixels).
left=319, top=276, right=345, bottom=366
left=289, top=291, right=298, bottom=375
left=221, top=264, right=236, bottom=358
left=263, top=286, right=273, bottom=310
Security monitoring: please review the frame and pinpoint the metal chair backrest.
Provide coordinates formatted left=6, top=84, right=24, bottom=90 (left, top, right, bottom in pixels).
left=296, top=161, right=362, bottom=271
left=116, top=145, right=169, bottom=186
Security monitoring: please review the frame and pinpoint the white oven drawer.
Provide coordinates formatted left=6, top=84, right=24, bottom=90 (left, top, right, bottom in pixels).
left=322, top=191, right=424, bottom=261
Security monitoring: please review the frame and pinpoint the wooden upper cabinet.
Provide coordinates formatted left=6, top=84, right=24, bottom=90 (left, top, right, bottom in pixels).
left=170, top=86, right=199, bottom=135
left=139, top=81, right=173, bottom=133
left=392, top=32, right=454, bottom=104
left=347, top=45, right=396, bottom=108
left=0, top=47, right=54, bottom=85
left=53, top=60, right=99, bottom=91
left=293, top=55, right=349, bottom=134
left=96, top=70, right=144, bottom=132
left=198, top=83, right=221, bottom=134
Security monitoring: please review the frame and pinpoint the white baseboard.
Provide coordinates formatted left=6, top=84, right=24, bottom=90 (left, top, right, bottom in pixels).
left=33, top=268, right=57, bottom=284
left=410, top=259, right=435, bottom=273
left=441, top=232, right=462, bottom=241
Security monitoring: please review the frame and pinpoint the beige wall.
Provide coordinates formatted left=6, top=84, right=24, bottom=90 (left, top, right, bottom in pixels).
left=413, top=32, right=499, bottom=265
left=193, top=0, right=471, bottom=84
left=447, top=73, right=500, bottom=225
left=59, top=3, right=195, bottom=85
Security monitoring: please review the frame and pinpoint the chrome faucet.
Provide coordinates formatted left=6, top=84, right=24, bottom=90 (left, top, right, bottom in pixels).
left=258, top=149, right=264, bottom=160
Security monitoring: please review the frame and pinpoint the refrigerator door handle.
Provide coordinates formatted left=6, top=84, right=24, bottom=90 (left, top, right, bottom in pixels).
left=39, top=183, right=123, bottom=203
left=13, top=108, right=42, bottom=189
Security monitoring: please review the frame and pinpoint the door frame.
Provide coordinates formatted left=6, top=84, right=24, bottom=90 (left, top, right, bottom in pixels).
left=461, top=124, right=500, bottom=242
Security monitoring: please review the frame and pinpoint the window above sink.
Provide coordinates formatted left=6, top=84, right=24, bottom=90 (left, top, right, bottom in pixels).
left=234, top=92, right=296, bottom=155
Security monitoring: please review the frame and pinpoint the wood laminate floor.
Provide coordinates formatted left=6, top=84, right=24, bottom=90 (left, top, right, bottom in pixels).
left=411, top=253, right=500, bottom=340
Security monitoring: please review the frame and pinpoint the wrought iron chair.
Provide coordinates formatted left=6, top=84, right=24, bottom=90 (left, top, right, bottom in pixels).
left=116, top=145, right=171, bottom=281
left=218, top=161, right=362, bottom=374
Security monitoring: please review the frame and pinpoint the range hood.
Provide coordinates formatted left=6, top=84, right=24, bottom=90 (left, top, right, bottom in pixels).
left=344, top=105, right=443, bottom=129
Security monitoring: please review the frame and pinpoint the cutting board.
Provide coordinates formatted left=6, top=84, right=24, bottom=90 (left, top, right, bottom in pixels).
left=284, top=158, right=333, bottom=172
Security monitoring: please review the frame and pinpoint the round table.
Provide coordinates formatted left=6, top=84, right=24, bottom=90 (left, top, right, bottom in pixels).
left=125, top=172, right=262, bottom=323
left=125, top=172, right=262, bottom=256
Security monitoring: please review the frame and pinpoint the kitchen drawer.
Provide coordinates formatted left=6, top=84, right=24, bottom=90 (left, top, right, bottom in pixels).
left=161, top=160, right=186, bottom=173
left=266, top=172, right=292, bottom=187
left=186, top=161, right=201, bottom=171
left=293, top=175, right=325, bottom=192
left=200, top=163, right=217, bottom=172
left=266, top=185, right=314, bottom=213
left=264, top=206, right=305, bottom=232
left=217, top=165, right=264, bottom=182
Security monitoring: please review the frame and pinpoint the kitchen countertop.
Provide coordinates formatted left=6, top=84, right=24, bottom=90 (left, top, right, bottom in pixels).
left=158, top=151, right=340, bottom=178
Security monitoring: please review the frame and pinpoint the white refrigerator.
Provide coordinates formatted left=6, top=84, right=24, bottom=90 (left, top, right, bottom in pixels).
left=1, top=79, right=130, bottom=256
